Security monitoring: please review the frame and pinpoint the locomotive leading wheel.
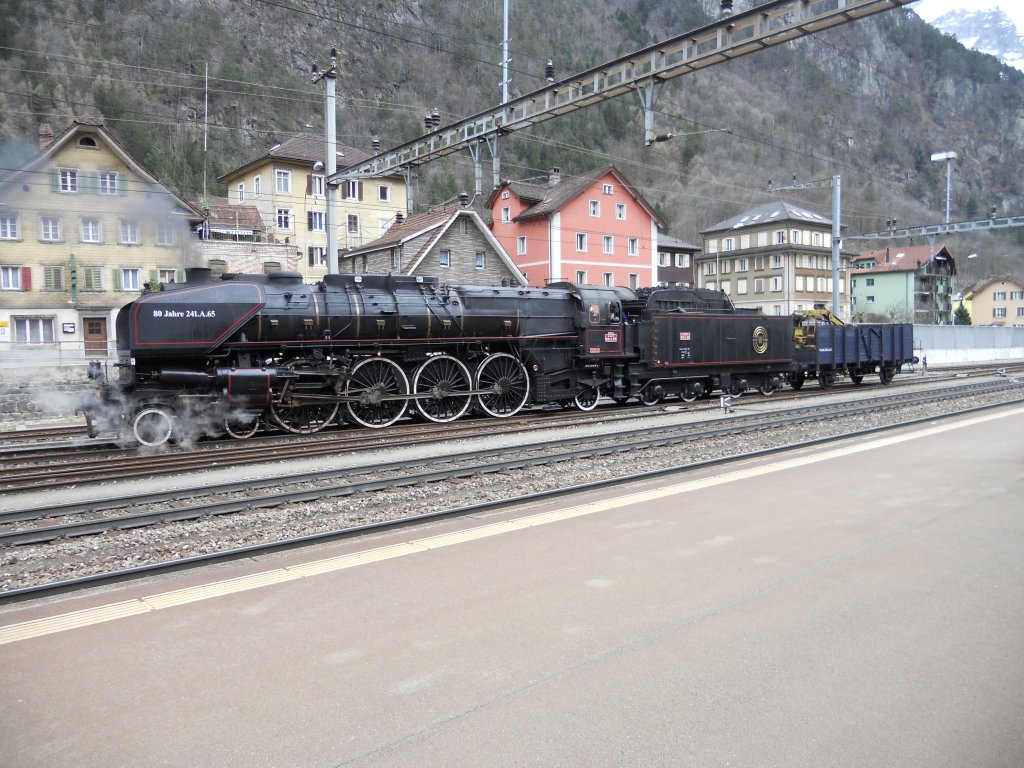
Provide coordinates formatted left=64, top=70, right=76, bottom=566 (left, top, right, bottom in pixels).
left=474, top=352, right=530, bottom=418
left=573, top=386, right=600, bottom=412
left=413, top=355, right=472, bottom=423
left=133, top=405, right=175, bottom=447
left=345, top=357, right=409, bottom=428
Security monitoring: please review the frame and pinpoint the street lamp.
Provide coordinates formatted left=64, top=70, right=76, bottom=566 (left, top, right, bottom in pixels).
left=930, top=151, right=957, bottom=224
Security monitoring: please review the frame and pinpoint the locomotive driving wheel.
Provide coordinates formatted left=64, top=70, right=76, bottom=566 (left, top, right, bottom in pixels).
left=474, top=352, right=530, bottom=418
left=270, top=402, right=339, bottom=434
left=413, top=355, right=472, bottom=423
left=345, top=357, right=409, bottom=428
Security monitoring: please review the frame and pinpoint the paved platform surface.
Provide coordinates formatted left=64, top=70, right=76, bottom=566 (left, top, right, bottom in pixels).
left=2, top=406, right=1023, bottom=767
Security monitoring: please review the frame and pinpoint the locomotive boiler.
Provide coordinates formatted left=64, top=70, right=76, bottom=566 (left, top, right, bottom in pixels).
left=86, top=268, right=797, bottom=446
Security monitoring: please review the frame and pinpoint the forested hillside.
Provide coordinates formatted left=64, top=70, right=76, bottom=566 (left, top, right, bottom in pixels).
left=2, top=0, right=1022, bottom=277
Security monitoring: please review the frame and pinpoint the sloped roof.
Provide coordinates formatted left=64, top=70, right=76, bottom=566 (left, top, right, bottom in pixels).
left=488, top=165, right=666, bottom=227
left=200, top=196, right=266, bottom=233
left=218, top=134, right=376, bottom=181
left=344, top=205, right=528, bottom=285
left=852, top=244, right=955, bottom=274
left=657, top=235, right=700, bottom=252
left=961, top=274, right=1024, bottom=297
left=702, top=200, right=833, bottom=235
left=0, top=117, right=203, bottom=220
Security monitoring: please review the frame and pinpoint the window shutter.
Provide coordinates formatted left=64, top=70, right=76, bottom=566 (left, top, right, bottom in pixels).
left=20, top=266, right=32, bottom=291
left=357, top=181, right=363, bottom=201
left=50, top=169, right=59, bottom=192
left=307, top=211, right=314, bottom=231
left=149, top=269, right=158, bottom=283
left=120, top=172, right=128, bottom=196
left=306, top=174, right=312, bottom=195
left=112, top=268, right=122, bottom=291
left=176, top=269, right=186, bottom=283
left=308, top=247, right=315, bottom=267
left=82, top=171, right=96, bottom=195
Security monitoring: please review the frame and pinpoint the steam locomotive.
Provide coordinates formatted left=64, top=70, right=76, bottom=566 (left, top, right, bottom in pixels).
left=85, top=268, right=911, bottom=446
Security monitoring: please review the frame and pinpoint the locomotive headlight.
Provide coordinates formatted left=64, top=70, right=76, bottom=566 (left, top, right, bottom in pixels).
left=531, top=363, right=539, bottom=372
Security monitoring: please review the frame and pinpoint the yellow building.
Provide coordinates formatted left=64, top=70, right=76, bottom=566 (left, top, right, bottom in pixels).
left=218, top=135, right=408, bottom=281
left=963, top=276, right=1024, bottom=326
left=0, top=118, right=203, bottom=365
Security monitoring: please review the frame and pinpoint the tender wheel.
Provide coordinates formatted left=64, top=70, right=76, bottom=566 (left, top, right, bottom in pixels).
left=849, top=370, right=864, bottom=385
left=224, top=410, right=262, bottom=439
left=573, top=386, right=600, bottom=411
left=474, top=352, right=530, bottom=417
left=879, top=366, right=895, bottom=385
left=413, top=355, right=472, bottom=423
left=133, top=405, right=174, bottom=447
left=681, top=382, right=702, bottom=403
left=819, top=370, right=837, bottom=390
left=758, top=381, right=778, bottom=396
left=345, top=357, right=409, bottom=428
left=639, top=385, right=663, bottom=406
left=270, top=402, right=339, bottom=434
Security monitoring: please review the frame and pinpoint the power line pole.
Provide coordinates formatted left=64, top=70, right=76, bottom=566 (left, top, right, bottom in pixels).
left=312, top=48, right=339, bottom=274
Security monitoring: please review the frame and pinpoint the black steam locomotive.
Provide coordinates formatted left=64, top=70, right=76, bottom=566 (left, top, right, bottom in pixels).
left=85, top=268, right=800, bottom=446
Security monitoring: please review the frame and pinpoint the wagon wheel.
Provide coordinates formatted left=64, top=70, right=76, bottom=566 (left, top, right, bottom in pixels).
left=758, top=380, right=778, bottom=396
left=345, top=357, right=409, bottom=428
left=133, top=405, right=175, bottom=447
left=789, top=371, right=806, bottom=391
left=819, top=370, right=837, bottom=390
left=270, top=402, right=339, bottom=434
left=413, top=355, right=472, bottom=423
left=573, top=385, right=600, bottom=412
left=681, top=382, right=702, bottom=403
left=224, top=410, right=262, bottom=439
left=474, top=352, right=530, bottom=417
left=879, top=365, right=895, bottom=385
left=849, top=370, right=864, bottom=385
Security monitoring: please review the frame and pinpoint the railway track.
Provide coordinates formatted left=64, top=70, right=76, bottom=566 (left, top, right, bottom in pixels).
left=2, top=375, right=1021, bottom=599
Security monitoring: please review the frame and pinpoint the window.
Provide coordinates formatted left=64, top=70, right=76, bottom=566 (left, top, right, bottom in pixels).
left=658, top=252, right=670, bottom=267
left=347, top=214, right=359, bottom=235
left=1, top=265, right=22, bottom=290
left=158, top=268, right=177, bottom=283
left=755, top=256, right=765, bottom=270
left=156, top=222, right=175, bottom=246
left=120, top=220, right=139, bottom=245
left=754, top=278, right=764, bottom=294
left=43, top=265, right=65, bottom=291
left=81, top=266, right=103, bottom=291
left=628, top=273, right=638, bottom=290
left=517, top=236, right=527, bottom=255
left=1011, top=291, right=1024, bottom=300
left=628, top=238, right=638, bottom=257
left=737, top=278, right=748, bottom=295
left=308, top=211, right=325, bottom=231
left=59, top=169, right=78, bottom=193
left=994, top=291, right=1007, bottom=301
left=236, top=182, right=245, bottom=203
left=14, top=317, right=55, bottom=344
left=120, top=268, right=141, bottom=291
left=501, top=206, right=511, bottom=223
left=475, top=251, right=485, bottom=270
left=602, top=272, right=613, bottom=287
left=310, top=175, right=325, bottom=197
left=704, top=262, right=716, bottom=276
left=391, top=249, right=401, bottom=269
left=276, top=209, right=292, bottom=230
left=589, top=200, right=600, bottom=217
left=721, top=260, right=732, bottom=275
left=791, top=230, right=801, bottom=244
left=0, top=215, right=18, bottom=239
left=98, top=171, right=117, bottom=195
left=308, top=247, right=327, bottom=268
left=675, top=254, right=689, bottom=268
left=817, top=277, right=827, bottom=293
left=457, top=218, right=468, bottom=234
left=342, top=180, right=360, bottom=200
left=81, top=219, right=101, bottom=243
left=722, top=237, right=733, bottom=251
left=737, top=257, right=747, bottom=272
left=379, top=217, right=391, bottom=235
left=775, top=230, right=786, bottom=244
left=994, top=307, right=1007, bottom=318
left=501, top=190, right=510, bottom=200
left=602, top=183, right=613, bottom=195
left=866, top=295, right=875, bottom=304
left=275, top=169, right=291, bottom=193
left=813, top=232, right=822, bottom=246
left=254, top=175, right=262, bottom=197
left=616, top=203, right=626, bottom=220
left=772, top=254, right=783, bottom=268
left=576, top=270, right=587, bottom=284
left=602, top=235, right=614, bottom=254
left=439, top=249, right=451, bottom=268
left=40, top=217, right=60, bottom=241
left=866, top=278, right=875, bottom=286
left=378, top=185, right=390, bottom=203
left=796, top=276, right=805, bottom=291
left=576, top=233, right=587, bottom=252
left=1017, top=307, right=1024, bottom=317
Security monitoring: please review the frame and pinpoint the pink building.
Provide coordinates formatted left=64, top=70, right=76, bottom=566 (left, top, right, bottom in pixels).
left=487, top=166, right=665, bottom=288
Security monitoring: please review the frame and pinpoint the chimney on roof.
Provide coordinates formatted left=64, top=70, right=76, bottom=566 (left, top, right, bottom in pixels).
left=548, top=167, right=561, bottom=186
left=395, top=211, right=404, bottom=224
left=38, top=123, right=54, bottom=150
left=458, top=191, right=469, bottom=207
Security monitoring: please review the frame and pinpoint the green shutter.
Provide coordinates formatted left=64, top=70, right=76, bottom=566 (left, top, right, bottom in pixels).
left=120, top=172, right=129, bottom=196
left=112, top=268, right=122, bottom=291
left=176, top=269, right=186, bottom=284
left=50, top=168, right=59, bottom=192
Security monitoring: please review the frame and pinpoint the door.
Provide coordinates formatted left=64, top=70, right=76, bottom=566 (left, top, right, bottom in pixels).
left=83, top=317, right=107, bottom=357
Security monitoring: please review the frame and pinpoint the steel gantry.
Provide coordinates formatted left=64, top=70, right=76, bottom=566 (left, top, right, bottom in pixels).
left=328, top=0, right=915, bottom=196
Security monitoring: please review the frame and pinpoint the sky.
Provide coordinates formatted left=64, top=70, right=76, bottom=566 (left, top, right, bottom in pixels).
left=911, top=0, right=1024, bottom=33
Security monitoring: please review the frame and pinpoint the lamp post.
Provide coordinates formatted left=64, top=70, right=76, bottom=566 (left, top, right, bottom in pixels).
left=930, top=151, right=957, bottom=224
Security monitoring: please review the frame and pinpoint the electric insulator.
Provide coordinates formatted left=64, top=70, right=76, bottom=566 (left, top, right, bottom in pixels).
left=545, top=60, right=554, bottom=82
left=372, top=135, right=381, bottom=151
